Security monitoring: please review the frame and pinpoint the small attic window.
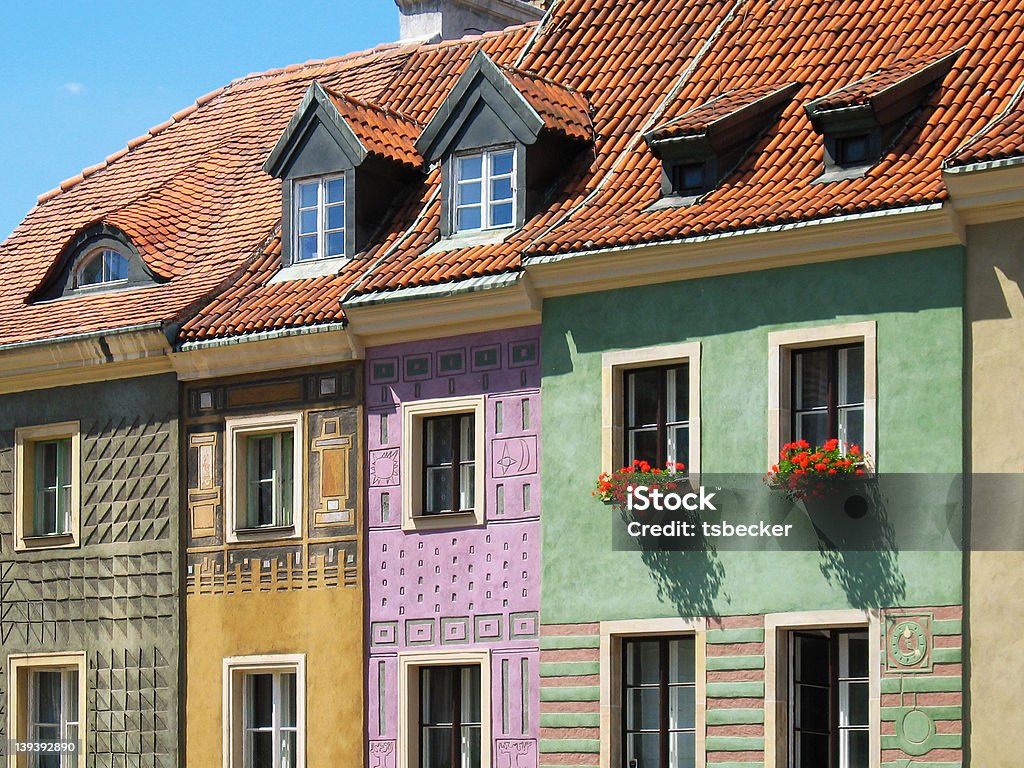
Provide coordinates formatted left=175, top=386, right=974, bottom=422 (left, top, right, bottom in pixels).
left=293, top=175, right=347, bottom=261
left=453, top=147, right=517, bottom=233
left=669, top=162, right=708, bottom=197
left=73, top=247, right=129, bottom=289
left=834, top=133, right=872, bottom=167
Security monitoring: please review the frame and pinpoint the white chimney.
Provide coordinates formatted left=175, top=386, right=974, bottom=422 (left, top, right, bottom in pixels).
left=395, top=0, right=545, bottom=43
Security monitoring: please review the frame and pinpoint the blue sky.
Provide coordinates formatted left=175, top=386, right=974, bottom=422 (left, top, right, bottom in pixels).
left=0, top=1, right=398, bottom=241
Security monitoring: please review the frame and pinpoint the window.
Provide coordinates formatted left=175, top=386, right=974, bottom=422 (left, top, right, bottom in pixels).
left=622, top=637, right=696, bottom=768
left=768, top=322, right=876, bottom=466
left=624, top=364, right=689, bottom=469
left=14, top=423, right=81, bottom=551
left=7, top=653, right=87, bottom=768
left=401, top=396, right=486, bottom=531
left=293, top=176, right=346, bottom=261
left=225, top=414, right=303, bottom=541
left=224, top=655, right=305, bottom=768
left=73, top=248, right=128, bottom=288
left=669, top=163, right=706, bottom=197
left=790, top=630, right=870, bottom=768
left=453, top=148, right=515, bottom=232
left=833, top=134, right=871, bottom=167
left=419, top=665, right=482, bottom=768
left=601, top=343, right=701, bottom=475
left=422, top=414, right=475, bottom=515
left=398, top=650, right=491, bottom=768
left=792, top=344, right=864, bottom=451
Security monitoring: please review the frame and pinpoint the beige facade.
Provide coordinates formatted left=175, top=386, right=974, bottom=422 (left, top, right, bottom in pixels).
left=965, top=216, right=1024, bottom=765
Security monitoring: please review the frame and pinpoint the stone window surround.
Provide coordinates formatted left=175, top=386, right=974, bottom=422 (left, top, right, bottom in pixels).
left=6, top=651, right=88, bottom=768
left=767, top=321, right=877, bottom=467
left=14, top=420, right=82, bottom=552
left=222, top=653, right=307, bottom=768
left=397, top=648, right=492, bottom=768
left=764, top=609, right=881, bottom=768
left=601, top=342, right=702, bottom=475
left=599, top=617, right=708, bottom=768
left=400, top=395, right=487, bottom=532
left=223, top=412, right=305, bottom=544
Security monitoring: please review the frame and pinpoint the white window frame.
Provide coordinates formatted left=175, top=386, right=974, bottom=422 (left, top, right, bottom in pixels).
left=600, top=618, right=707, bottom=768
left=292, top=174, right=347, bottom=262
left=764, top=610, right=881, bottom=768
left=223, top=654, right=306, bottom=768
left=768, top=322, right=877, bottom=467
left=601, top=342, right=702, bottom=476
left=14, top=422, right=82, bottom=551
left=401, top=396, right=486, bottom=531
left=451, top=146, right=517, bottom=233
left=72, top=247, right=129, bottom=289
left=224, top=413, right=304, bottom=543
left=6, top=652, right=87, bottom=768
left=397, top=649, right=492, bottom=768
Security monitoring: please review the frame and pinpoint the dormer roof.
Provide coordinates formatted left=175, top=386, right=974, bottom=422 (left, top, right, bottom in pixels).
left=415, top=50, right=591, bottom=162
left=265, top=82, right=423, bottom=177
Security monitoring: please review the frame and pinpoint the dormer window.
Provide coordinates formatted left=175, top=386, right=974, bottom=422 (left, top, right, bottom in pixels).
left=833, top=133, right=872, bottom=167
left=669, top=162, right=708, bottom=198
left=454, top=147, right=516, bottom=233
left=73, top=247, right=129, bottom=288
left=294, top=176, right=347, bottom=261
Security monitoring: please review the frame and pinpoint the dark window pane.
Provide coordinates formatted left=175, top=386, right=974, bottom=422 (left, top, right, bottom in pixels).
left=78, top=254, right=105, bottom=285
left=248, top=674, right=274, bottom=728
left=461, top=725, right=482, bottom=768
left=846, top=633, right=869, bottom=677
left=795, top=635, right=830, bottom=686
left=795, top=349, right=830, bottom=410
left=421, top=667, right=455, bottom=726
left=426, top=467, right=452, bottom=514
left=106, top=251, right=129, bottom=281
left=461, top=666, right=481, bottom=723
left=625, top=732, right=660, bottom=768
left=626, top=688, right=660, bottom=731
left=840, top=346, right=865, bottom=405
left=670, top=731, right=696, bottom=768
left=668, top=684, right=695, bottom=731
left=426, top=418, right=453, bottom=465
left=796, top=684, right=830, bottom=732
left=459, top=415, right=474, bottom=460
left=249, top=731, right=274, bottom=768
left=844, top=681, right=869, bottom=727
left=840, top=407, right=864, bottom=449
left=33, top=671, right=61, bottom=724
left=627, top=369, right=661, bottom=427
left=625, top=640, right=660, bottom=686
left=798, top=732, right=830, bottom=766
left=669, top=425, right=689, bottom=467
left=667, top=636, right=695, bottom=683
left=422, top=727, right=451, bottom=768
left=847, top=729, right=869, bottom=768
left=281, top=673, right=297, bottom=728
left=796, top=412, right=829, bottom=448
left=628, top=429, right=659, bottom=466
left=837, top=134, right=870, bottom=165
left=671, top=365, right=689, bottom=422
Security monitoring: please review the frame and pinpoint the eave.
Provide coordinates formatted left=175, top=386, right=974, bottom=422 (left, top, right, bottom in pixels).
left=524, top=203, right=963, bottom=299
left=943, top=161, right=1024, bottom=225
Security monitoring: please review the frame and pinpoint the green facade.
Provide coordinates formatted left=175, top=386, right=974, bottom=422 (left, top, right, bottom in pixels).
left=540, top=247, right=964, bottom=622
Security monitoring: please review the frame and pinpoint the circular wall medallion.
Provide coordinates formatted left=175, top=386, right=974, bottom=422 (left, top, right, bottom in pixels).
left=896, top=708, right=936, bottom=756
left=890, top=619, right=928, bottom=666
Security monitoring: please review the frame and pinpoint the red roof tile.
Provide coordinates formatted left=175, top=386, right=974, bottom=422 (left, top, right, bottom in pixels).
left=500, top=66, right=593, bottom=141
left=6, top=0, right=1024, bottom=347
left=325, top=90, right=423, bottom=168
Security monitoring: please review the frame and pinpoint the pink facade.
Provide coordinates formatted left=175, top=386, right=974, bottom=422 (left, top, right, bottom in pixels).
left=366, top=327, right=541, bottom=768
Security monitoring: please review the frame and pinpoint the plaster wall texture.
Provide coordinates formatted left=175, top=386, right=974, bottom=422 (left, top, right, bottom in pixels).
left=366, top=327, right=541, bottom=768
left=185, top=587, right=364, bottom=767
left=0, top=373, right=180, bottom=767
left=539, top=248, right=965, bottom=623
left=964, top=218, right=1024, bottom=765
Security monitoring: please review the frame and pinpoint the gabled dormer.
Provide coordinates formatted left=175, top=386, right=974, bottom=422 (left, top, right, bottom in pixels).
left=806, top=49, right=961, bottom=180
left=644, top=82, right=800, bottom=204
left=264, top=82, right=423, bottom=278
left=415, top=51, right=592, bottom=240
left=32, top=222, right=161, bottom=302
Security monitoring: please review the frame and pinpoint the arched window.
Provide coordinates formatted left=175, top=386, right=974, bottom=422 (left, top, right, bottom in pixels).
left=74, top=248, right=129, bottom=288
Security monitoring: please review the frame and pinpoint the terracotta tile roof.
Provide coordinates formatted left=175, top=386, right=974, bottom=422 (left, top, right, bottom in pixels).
left=946, top=81, right=1024, bottom=167
left=811, top=49, right=960, bottom=111
left=500, top=66, right=593, bottom=141
left=647, top=83, right=799, bottom=141
left=7, top=0, right=1024, bottom=347
left=325, top=90, right=423, bottom=169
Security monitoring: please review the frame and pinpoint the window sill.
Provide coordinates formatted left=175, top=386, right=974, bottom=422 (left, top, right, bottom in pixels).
left=16, top=532, right=78, bottom=551
left=231, top=524, right=300, bottom=541
left=424, top=227, right=515, bottom=256
left=645, top=193, right=701, bottom=211
left=811, top=162, right=874, bottom=184
left=403, top=510, right=483, bottom=532
left=269, top=256, right=352, bottom=284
